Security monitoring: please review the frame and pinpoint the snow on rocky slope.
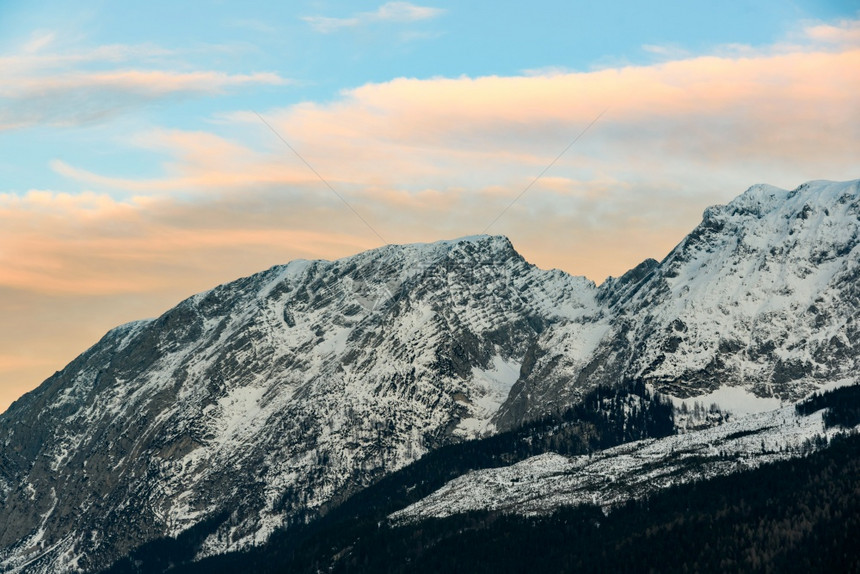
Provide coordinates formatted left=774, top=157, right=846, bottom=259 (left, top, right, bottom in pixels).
left=392, top=402, right=855, bottom=524
left=495, top=179, right=860, bottom=427
left=0, top=236, right=602, bottom=573
left=0, top=179, right=858, bottom=572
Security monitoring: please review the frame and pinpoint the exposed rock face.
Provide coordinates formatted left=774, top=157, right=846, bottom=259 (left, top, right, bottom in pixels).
left=1, top=179, right=858, bottom=572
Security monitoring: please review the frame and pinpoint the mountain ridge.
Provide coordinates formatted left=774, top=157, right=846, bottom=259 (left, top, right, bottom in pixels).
left=494, top=178, right=860, bottom=426
left=1, top=179, right=858, bottom=572
left=1, top=233, right=596, bottom=572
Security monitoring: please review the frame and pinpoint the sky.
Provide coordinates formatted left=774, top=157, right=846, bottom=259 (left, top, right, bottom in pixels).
left=1, top=0, right=859, bottom=412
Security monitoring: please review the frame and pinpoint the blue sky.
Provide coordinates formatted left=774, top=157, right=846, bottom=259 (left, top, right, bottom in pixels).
left=0, top=0, right=858, bottom=411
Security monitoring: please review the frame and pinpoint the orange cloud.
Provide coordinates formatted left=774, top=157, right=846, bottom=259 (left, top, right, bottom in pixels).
left=0, top=189, right=385, bottom=295
left=271, top=48, right=858, bottom=150
left=35, top=19, right=858, bottom=268
left=205, top=31, right=852, bottom=203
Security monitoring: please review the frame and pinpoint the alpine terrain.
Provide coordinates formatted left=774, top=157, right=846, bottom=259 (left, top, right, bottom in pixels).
left=1, top=179, right=858, bottom=573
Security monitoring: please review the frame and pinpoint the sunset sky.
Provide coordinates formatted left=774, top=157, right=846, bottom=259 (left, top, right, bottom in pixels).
left=1, top=0, right=858, bottom=412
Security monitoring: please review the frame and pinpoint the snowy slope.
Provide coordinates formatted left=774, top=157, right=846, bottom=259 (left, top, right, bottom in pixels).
left=495, top=179, right=860, bottom=427
left=392, top=403, right=853, bottom=523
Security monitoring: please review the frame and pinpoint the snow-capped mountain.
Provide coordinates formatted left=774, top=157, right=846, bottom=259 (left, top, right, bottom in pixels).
left=495, top=179, right=860, bottom=427
left=0, top=179, right=858, bottom=572
left=0, top=236, right=600, bottom=573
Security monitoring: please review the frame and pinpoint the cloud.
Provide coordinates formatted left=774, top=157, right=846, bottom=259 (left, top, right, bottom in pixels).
left=0, top=188, right=385, bottom=296
left=303, top=2, right=444, bottom=33
left=39, top=17, right=858, bottom=282
left=3, top=16, right=859, bottom=387
left=374, top=2, right=444, bottom=21
left=22, top=30, right=56, bottom=53
left=214, top=30, right=856, bottom=211
left=12, top=70, right=285, bottom=95
left=641, top=43, right=690, bottom=59
left=48, top=127, right=319, bottom=193
left=0, top=38, right=288, bottom=131
left=803, top=18, right=860, bottom=45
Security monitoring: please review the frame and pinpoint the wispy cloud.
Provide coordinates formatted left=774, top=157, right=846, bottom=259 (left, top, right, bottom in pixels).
left=303, top=1, right=445, bottom=33
left=21, top=30, right=56, bottom=53
left=0, top=37, right=288, bottom=131
left=803, top=18, right=860, bottom=45
left=641, top=43, right=690, bottom=59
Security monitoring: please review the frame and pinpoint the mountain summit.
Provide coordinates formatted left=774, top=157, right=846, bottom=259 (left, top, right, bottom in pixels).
left=0, top=234, right=599, bottom=572
left=496, top=179, right=860, bottom=424
left=1, top=179, right=858, bottom=572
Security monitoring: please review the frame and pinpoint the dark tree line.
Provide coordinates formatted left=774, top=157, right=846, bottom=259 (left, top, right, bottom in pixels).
left=306, top=433, right=860, bottom=574
left=795, top=383, right=860, bottom=428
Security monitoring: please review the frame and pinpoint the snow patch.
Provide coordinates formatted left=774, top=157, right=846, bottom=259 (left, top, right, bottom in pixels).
left=456, top=355, right=522, bottom=437
left=670, top=386, right=782, bottom=416
left=392, top=405, right=852, bottom=525
left=815, top=377, right=859, bottom=394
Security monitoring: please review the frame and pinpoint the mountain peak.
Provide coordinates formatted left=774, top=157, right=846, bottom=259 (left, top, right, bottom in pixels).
left=710, top=179, right=860, bottom=220
left=418, top=234, right=511, bottom=247
left=370, top=233, right=512, bottom=256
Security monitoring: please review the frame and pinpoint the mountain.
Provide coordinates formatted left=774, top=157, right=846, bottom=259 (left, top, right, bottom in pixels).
left=0, top=236, right=601, bottom=573
left=1, top=179, right=858, bottom=572
left=495, top=179, right=860, bottom=426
